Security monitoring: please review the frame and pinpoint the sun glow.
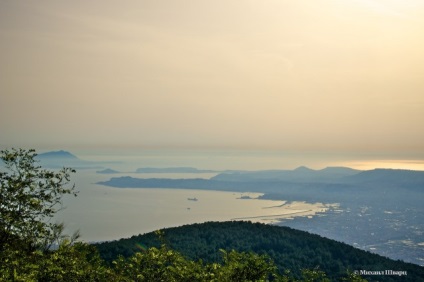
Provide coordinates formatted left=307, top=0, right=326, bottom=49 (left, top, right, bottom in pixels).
left=339, top=160, right=424, bottom=171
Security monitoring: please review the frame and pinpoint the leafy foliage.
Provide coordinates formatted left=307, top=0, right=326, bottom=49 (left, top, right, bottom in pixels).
left=216, top=249, right=277, bottom=282
left=0, top=148, right=77, bottom=254
left=0, top=241, right=111, bottom=282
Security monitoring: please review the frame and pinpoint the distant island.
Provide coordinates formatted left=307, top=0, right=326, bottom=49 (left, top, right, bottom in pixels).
left=36, top=150, right=99, bottom=169
left=135, top=167, right=219, bottom=173
left=97, top=168, right=120, bottom=174
left=37, top=150, right=79, bottom=160
left=36, top=150, right=114, bottom=169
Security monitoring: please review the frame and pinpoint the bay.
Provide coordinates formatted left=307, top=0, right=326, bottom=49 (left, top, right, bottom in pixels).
left=55, top=170, right=335, bottom=242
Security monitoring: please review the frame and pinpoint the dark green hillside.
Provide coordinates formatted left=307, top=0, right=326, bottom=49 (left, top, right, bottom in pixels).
left=95, top=221, right=423, bottom=281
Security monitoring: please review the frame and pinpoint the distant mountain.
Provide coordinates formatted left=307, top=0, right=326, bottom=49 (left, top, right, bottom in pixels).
left=343, top=168, right=424, bottom=188
left=135, top=167, right=219, bottom=173
left=97, top=168, right=120, bottom=174
left=36, top=150, right=102, bottom=169
left=294, top=165, right=313, bottom=172
left=320, top=166, right=360, bottom=176
left=95, top=221, right=424, bottom=281
left=211, top=166, right=360, bottom=183
left=345, top=168, right=424, bottom=181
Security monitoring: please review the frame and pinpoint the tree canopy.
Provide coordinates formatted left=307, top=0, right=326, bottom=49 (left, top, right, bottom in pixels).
left=0, top=148, right=77, bottom=253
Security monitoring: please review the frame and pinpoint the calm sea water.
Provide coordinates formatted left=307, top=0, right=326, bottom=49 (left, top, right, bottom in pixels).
left=55, top=169, right=332, bottom=242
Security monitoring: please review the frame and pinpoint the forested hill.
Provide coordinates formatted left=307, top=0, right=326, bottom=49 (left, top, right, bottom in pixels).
left=95, top=221, right=423, bottom=281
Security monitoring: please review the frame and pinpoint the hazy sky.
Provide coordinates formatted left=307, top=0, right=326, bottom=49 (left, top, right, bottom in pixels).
left=1, top=1, right=424, bottom=160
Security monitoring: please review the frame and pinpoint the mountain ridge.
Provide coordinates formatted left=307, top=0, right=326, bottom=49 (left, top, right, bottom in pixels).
left=211, top=166, right=361, bottom=183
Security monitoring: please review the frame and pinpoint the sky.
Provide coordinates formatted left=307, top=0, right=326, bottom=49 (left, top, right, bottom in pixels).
left=1, top=1, right=424, bottom=168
